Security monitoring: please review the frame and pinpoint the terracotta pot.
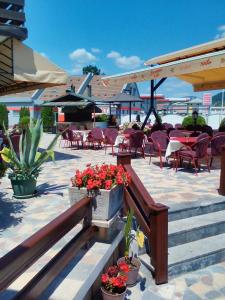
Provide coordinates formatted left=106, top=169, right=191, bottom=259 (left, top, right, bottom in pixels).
left=117, top=257, right=141, bottom=286
left=101, top=287, right=126, bottom=300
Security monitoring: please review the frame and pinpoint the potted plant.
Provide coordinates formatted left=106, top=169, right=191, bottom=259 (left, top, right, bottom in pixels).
left=101, top=262, right=129, bottom=300
left=0, top=119, right=61, bottom=198
left=117, top=209, right=144, bottom=286
left=69, top=164, right=130, bottom=221
left=94, top=114, right=109, bottom=128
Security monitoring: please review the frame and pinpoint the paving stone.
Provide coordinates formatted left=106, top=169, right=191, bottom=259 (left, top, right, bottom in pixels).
left=183, top=289, right=202, bottom=300
left=205, top=290, right=222, bottom=299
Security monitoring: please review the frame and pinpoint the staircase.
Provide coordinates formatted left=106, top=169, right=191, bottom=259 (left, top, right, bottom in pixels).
left=140, top=198, right=225, bottom=277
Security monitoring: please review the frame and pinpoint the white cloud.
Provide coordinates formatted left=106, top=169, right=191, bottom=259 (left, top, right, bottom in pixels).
left=69, top=48, right=97, bottom=63
left=69, top=48, right=98, bottom=75
left=107, top=50, right=143, bottom=70
left=214, top=25, right=225, bottom=39
left=91, top=48, right=101, bottom=53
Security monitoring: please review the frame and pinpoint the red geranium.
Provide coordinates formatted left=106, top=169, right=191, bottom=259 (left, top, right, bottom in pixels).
left=71, top=164, right=130, bottom=196
left=101, top=263, right=129, bottom=295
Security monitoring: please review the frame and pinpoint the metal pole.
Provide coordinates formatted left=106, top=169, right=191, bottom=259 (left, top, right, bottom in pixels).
left=129, top=102, right=131, bottom=122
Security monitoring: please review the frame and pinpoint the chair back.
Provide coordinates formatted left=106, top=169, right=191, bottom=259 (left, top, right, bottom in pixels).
left=90, top=128, right=104, bottom=141
left=197, top=132, right=209, bottom=141
left=104, top=128, right=118, bottom=144
left=123, top=128, right=135, bottom=134
left=210, top=135, right=225, bottom=156
left=69, top=124, right=77, bottom=131
left=194, top=137, right=210, bottom=158
left=163, top=123, right=173, bottom=130
left=214, top=131, right=225, bottom=137
left=175, top=123, right=182, bottom=129
left=169, top=130, right=185, bottom=137
left=129, top=131, right=144, bottom=148
left=151, top=131, right=169, bottom=150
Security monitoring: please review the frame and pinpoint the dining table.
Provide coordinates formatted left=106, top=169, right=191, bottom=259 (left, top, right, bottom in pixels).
left=165, top=136, right=198, bottom=159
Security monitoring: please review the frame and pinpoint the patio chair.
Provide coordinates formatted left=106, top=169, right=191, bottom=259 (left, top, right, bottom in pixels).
left=86, top=128, right=104, bottom=149
left=59, top=130, right=69, bottom=148
left=214, top=131, right=225, bottom=137
left=149, top=131, right=169, bottom=168
left=123, top=128, right=135, bottom=134
left=122, top=130, right=145, bottom=157
left=175, top=123, right=182, bottom=129
left=103, top=128, right=118, bottom=156
left=163, top=123, right=173, bottom=130
left=169, top=130, right=186, bottom=138
left=207, top=135, right=225, bottom=167
left=178, top=137, right=210, bottom=175
left=67, top=129, right=83, bottom=149
left=197, top=132, right=209, bottom=141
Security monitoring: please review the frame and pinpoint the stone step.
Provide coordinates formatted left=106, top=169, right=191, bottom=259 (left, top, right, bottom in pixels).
left=169, top=210, right=225, bottom=247
left=168, top=198, right=225, bottom=221
left=168, top=232, right=225, bottom=276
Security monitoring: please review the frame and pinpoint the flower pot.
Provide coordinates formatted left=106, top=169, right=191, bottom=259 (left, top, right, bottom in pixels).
left=117, top=257, right=141, bottom=286
left=68, top=185, right=123, bottom=221
left=10, top=177, right=37, bottom=199
left=101, top=287, right=126, bottom=300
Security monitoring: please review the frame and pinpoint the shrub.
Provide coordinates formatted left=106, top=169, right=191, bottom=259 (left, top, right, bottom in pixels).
left=0, top=104, right=8, bottom=129
left=41, top=107, right=54, bottom=132
left=95, top=114, right=108, bottom=122
left=182, top=115, right=206, bottom=128
left=19, top=116, right=30, bottom=129
left=19, top=107, right=30, bottom=123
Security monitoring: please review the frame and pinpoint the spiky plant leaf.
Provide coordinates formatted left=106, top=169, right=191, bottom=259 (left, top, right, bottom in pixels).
left=28, top=118, right=43, bottom=165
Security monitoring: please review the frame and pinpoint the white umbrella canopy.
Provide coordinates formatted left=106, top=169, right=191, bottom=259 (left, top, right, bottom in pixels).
left=0, top=38, right=68, bottom=96
left=102, top=38, right=225, bottom=92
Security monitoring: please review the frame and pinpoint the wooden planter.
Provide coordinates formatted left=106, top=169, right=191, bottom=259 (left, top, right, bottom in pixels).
left=68, top=185, right=123, bottom=221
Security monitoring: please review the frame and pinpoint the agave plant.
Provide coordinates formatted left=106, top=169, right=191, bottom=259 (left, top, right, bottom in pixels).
left=0, top=119, right=60, bottom=180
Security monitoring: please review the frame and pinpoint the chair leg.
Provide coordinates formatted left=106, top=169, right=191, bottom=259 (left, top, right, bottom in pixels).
left=210, top=156, right=213, bottom=168
left=206, top=155, right=211, bottom=172
left=193, top=159, right=198, bottom=175
left=112, top=145, right=114, bottom=156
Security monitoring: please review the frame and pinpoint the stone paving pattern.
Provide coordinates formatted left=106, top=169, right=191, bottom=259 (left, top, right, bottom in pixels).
left=0, top=133, right=225, bottom=299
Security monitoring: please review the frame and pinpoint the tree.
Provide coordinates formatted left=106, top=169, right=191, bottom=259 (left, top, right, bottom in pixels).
left=0, top=104, right=8, bottom=129
left=82, top=65, right=101, bottom=75
left=41, top=107, right=54, bottom=132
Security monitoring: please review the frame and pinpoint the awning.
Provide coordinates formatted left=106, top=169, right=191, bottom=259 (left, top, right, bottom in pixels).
left=102, top=38, right=225, bottom=92
left=0, top=38, right=68, bottom=96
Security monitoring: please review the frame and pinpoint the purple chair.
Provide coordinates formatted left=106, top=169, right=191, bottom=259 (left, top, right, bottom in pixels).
left=127, top=131, right=145, bottom=157
left=169, top=130, right=185, bottom=138
left=149, top=131, right=169, bottom=168
left=214, top=132, right=225, bottom=137
left=197, top=132, right=209, bottom=141
left=175, top=123, right=182, bottom=129
left=123, top=128, right=135, bottom=134
left=178, top=137, right=210, bottom=175
left=163, top=123, right=173, bottom=130
left=67, top=129, right=83, bottom=149
left=87, top=128, right=104, bottom=149
left=207, top=135, right=225, bottom=167
left=103, top=128, right=118, bottom=156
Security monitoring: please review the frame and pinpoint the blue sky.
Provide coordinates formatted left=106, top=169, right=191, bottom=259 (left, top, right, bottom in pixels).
left=25, top=0, right=225, bottom=97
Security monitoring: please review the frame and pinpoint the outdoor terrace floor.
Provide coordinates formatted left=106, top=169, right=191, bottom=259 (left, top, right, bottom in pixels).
left=0, top=133, right=224, bottom=299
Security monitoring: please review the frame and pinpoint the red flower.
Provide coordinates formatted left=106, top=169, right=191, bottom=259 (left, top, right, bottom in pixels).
left=118, top=262, right=130, bottom=273
left=101, top=273, right=109, bottom=284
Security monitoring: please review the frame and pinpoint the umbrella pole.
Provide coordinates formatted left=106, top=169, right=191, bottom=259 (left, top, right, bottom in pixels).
left=129, top=102, right=131, bottom=122
left=93, top=104, right=96, bottom=128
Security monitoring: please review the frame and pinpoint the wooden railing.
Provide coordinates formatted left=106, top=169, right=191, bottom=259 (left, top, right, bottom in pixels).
left=117, top=153, right=169, bottom=284
left=0, top=196, right=97, bottom=299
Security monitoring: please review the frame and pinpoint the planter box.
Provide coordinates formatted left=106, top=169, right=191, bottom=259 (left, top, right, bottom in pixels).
left=94, top=122, right=108, bottom=128
left=68, top=185, right=123, bottom=221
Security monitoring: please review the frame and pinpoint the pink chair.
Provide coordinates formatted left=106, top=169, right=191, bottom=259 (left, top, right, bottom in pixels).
left=175, top=123, right=182, bottom=129
left=121, top=131, right=145, bottom=157
left=178, top=137, right=210, bottom=175
left=207, top=135, right=225, bottom=167
left=103, top=128, right=118, bottom=156
left=87, top=128, right=104, bottom=149
left=67, top=129, right=83, bottom=149
left=123, top=128, right=135, bottom=134
left=197, top=133, right=209, bottom=141
left=169, top=130, right=185, bottom=138
left=149, top=131, right=169, bottom=168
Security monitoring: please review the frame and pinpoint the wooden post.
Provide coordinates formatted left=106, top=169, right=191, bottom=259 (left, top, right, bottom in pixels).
left=149, top=204, right=168, bottom=284
left=219, top=146, right=225, bottom=195
left=117, top=153, right=131, bottom=166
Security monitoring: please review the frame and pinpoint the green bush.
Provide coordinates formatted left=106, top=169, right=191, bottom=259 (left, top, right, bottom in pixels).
left=182, top=115, right=206, bottom=128
left=41, top=107, right=54, bottom=132
left=19, top=107, right=30, bottom=124
left=95, top=114, right=108, bottom=122
left=0, top=104, right=8, bottom=129
left=20, top=116, right=30, bottom=129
